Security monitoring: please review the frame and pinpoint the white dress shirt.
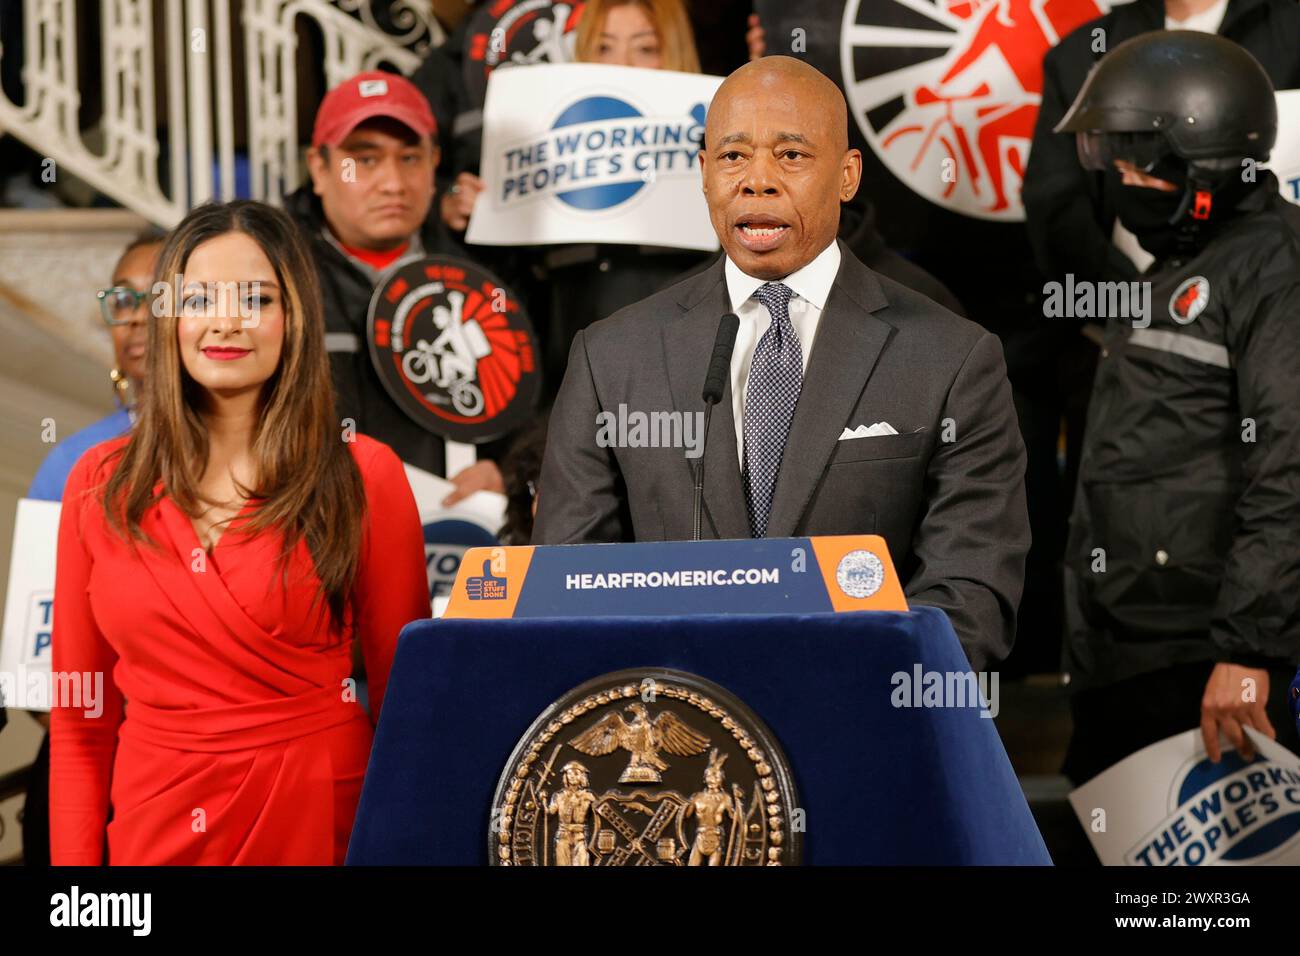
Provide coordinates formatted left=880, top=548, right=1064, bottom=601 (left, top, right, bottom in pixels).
left=1165, top=0, right=1228, bottom=32
left=723, top=239, right=842, bottom=468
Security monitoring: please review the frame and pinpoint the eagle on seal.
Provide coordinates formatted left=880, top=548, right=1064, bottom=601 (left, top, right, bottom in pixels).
left=567, top=702, right=711, bottom=783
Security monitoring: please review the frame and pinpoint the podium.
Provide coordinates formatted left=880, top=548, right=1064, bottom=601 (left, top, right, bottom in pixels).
left=346, top=537, right=1051, bottom=865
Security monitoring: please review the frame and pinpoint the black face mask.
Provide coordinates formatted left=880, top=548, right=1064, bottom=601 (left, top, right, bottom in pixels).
left=1112, top=156, right=1189, bottom=260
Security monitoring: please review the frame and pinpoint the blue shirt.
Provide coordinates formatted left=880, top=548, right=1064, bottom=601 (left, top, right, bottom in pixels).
left=27, top=407, right=133, bottom=502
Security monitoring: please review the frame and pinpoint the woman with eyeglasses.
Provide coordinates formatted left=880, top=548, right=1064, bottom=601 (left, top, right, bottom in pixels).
left=18, top=232, right=163, bottom=866
left=49, top=200, right=429, bottom=864
left=27, top=232, right=165, bottom=502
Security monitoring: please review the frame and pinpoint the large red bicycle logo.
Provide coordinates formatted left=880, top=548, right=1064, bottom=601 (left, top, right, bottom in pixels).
left=841, top=0, right=1110, bottom=220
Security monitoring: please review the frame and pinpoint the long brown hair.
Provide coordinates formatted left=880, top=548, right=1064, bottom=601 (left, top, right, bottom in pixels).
left=102, top=199, right=366, bottom=623
left=575, top=0, right=702, bottom=74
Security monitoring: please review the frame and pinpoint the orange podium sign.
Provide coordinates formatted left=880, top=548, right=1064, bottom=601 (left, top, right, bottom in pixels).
left=443, top=535, right=907, bottom=619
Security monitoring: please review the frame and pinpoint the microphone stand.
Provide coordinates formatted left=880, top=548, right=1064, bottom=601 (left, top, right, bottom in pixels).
left=692, top=312, right=738, bottom=543
left=692, top=401, right=715, bottom=542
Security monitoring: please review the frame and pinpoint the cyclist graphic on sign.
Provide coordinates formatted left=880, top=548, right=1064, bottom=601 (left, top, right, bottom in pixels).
left=401, top=289, right=492, bottom=417
left=508, top=2, right=575, bottom=65
left=367, top=256, right=540, bottom=444
left=842, top=0, right=1107, bottom=220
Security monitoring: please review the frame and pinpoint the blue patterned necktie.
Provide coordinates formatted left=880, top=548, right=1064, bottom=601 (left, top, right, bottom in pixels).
left=743, top=282, right=802, bottom=538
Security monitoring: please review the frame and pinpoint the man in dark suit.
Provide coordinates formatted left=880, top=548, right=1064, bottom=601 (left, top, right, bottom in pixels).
left=532, top=56, right=1029, bottom=671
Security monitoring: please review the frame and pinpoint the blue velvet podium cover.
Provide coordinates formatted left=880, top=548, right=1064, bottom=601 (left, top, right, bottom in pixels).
left=347, top=605, right=1051, bottom=865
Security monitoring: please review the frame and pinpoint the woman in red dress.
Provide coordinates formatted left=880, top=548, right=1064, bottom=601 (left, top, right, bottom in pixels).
left=50, top=200, right=430, bottom=865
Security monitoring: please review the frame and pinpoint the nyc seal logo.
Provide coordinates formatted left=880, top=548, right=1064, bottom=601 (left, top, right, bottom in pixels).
left=491, top=669, right=801, bottom=866
left=1126, top=751, right=1300, bottom=865
left=464, top=0, right=585, bottom=107
left=367, top=256, right=540, bottom=444
left=839, top=0, right=1108, bottom=220
left=836, top=549, right=885, bottom=599
left=496, top=96, right=707, bottom=212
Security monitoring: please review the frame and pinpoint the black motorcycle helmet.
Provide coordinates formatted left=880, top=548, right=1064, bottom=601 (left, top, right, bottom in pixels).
left=1056, top=30, right=1277, bottom=182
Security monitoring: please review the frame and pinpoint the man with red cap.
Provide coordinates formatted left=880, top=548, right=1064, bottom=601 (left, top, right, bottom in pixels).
left=286, top=70, right=504, bottom=499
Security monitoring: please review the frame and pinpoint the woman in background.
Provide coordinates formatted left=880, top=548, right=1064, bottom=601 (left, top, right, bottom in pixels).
left=441, top=0, right=712, bottom=399
left=28, top=232, right=164, bottom=500
left=19, top=232, right=163, bottom=867
left=541, top=0, right=710, bottom=394
left=51, top=200, right=428, bottom=865
left=575, top=0, right=700, bottom=71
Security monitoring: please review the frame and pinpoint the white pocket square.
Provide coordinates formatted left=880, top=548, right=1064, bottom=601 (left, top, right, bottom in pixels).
left=838, top=422, right=899, bottom=440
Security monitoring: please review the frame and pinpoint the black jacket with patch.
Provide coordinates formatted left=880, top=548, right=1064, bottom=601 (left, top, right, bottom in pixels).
left=1064, top=175, right=1300, bottom=688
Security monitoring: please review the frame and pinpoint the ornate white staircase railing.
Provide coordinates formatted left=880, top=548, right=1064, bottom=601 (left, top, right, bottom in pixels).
left=0, top=0, right=443, bottom=227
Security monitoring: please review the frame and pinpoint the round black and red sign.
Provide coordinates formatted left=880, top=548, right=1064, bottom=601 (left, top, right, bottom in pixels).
left=366, top=256, right=540, bottom=444
left=463, top=0, right=585, bottom=109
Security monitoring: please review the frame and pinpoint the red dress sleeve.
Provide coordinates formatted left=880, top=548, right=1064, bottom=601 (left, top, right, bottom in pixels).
left=50, top=446, right=126, bottom=865
left=352, top=439, right=430, bottom=726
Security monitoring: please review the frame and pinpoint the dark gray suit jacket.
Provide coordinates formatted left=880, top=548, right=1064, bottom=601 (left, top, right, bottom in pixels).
left=532, top=240, right=1029, bottom=670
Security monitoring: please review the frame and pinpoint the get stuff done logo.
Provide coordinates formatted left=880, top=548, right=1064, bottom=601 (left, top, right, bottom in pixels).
left=423, top=519, right=499, bottom=604
left=466, top=547, right=510, bottom=601
left=1126, top=750, right=1300, bottom=865
left=495, top=95, right=708, bottom=211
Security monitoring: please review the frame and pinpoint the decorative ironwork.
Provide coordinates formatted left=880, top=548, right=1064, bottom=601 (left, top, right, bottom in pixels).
left=0, top=1, right=442, bottom=226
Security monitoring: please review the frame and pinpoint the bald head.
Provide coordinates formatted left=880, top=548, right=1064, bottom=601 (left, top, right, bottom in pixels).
left=710, top=56, right=850, bottom=154
left=700, top=57, right=861, bottom=280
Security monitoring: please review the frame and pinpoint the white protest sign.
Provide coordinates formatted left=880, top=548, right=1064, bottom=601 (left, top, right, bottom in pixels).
left=403, top=464, right=506, bottom=613
left=0, top=498, right=61, bottom=712
left=1069, top=727, right=1300, bottom=865
left=1269, top=89, right=1300, bottom=205
left=467, top=62, right=723, bottom=251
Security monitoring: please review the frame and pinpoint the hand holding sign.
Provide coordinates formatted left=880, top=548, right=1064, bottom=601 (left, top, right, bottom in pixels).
left=443, top=459, right=506, bottom=506
left=441, top=172, right=487, bottom=232
left=1200, top=663, right=1276, bottom=763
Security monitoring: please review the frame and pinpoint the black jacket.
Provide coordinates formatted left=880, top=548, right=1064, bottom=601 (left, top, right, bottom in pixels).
left=1064, top=175, right=1300, bottom=689
left=284, top=185, right=485, bottom=475
left=1023, top=0, right=1300, bottom=286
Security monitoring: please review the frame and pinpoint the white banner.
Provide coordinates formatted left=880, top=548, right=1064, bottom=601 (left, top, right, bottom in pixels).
left=1069, top=727, right=1300, bottom=865
left=0, top=499, right=60, bottom=712
left=402, top=464, right=506, bottom=616
left=467, top=63, right=723, bottom=251
left=1270, top=89, right=1300, bottom=205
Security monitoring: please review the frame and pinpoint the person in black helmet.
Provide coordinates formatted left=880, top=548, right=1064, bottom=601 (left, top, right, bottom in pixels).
left=1025, top=0, right=1300, bottom=290
left=1057, top=31, right=1300, bottom=785
left=1018, top=0, right=1300, bottom=686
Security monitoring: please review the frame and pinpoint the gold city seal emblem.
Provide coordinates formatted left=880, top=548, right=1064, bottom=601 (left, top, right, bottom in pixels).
left=490, top=669, right=801, bottom=866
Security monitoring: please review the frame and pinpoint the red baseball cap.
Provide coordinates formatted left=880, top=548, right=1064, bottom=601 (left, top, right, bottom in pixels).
left=311, top=71, right=437, bottom=148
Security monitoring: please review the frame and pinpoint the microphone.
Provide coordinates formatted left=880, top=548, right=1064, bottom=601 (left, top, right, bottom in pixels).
left=702, top=313, right=738, bottom=405
left=693, top=313, right=740, bottom=541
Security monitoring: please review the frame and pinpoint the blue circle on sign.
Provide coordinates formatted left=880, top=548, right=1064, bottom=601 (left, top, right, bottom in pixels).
left=550, top=95, right=644, bottom=210
left=1176, top=753, right=1300, bottom=861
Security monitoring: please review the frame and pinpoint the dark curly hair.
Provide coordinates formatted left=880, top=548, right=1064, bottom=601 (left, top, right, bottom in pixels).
left=497, top=413, right=548, bottom=545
